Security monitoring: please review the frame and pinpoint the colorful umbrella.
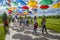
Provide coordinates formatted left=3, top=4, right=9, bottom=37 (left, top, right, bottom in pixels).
left=16, top=0, right=26, bottom=5
left=11, top=2, right=18, bottom=6
left=24, top=10, right=30, bottom=12
left=40, top=5, right=49, bottom=9
left=39, top=0, right=53, bottom=9
left=27, top=0, right=38, bottom=8
left=28, top=11, right=32, bottom=14
left=22, top=6, right=29, bottom=10
left=52, top=2, right=60, bottom=8
left=32, top=8, right=38, bottom=13
left=8, top=10, right=12, bottom=14
left=39, top=0, right=53, bottom=5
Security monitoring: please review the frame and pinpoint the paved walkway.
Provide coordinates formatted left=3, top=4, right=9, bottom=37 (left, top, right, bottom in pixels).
left=5, top=22, right=60, bottom=40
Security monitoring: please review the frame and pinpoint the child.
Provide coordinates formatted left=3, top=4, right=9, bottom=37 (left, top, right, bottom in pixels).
left=33, top=22, right=38, bottom=35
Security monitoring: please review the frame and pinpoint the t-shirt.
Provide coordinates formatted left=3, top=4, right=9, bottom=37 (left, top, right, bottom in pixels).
left=34, top=23, right=38, bottom=29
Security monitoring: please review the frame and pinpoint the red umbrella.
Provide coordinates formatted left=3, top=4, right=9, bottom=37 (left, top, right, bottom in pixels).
left=8, top=10, right=12, bottom=14
left=22, top=6, right=29, bottom=10
left=40, top=5, right=49, bottom=9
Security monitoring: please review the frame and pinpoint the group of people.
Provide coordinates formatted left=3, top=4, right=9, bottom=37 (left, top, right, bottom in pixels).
left=19, top=17, right=29, bottom=27
left=3, top=14, right=48, bottom=35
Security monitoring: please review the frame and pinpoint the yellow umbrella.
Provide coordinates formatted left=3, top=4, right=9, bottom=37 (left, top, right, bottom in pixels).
left=8, top=7, right=16, bottom=11
left=58, top=2, right=60, bottom=8
left=52, top=4, right=59, bottom=8
left=52, top=2, right=60, bottom=8
left=27, top=0, right=38, bottom=8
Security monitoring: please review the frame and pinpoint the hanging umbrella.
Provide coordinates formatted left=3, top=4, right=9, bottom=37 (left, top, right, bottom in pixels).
left=28, top=11, right=32, bottom=14
left=17, top=6, right=22, bottom=9
left=22, top=6, right=29, bottom=10
left=39, top=0, right=53, bottom=5
left=40, top=5, right=49, bottom=9
left=17, top=9, right=24, bottom=14
left=11, top=2, right=18, bottom=6
left=52, top=2, right=60, bottom=8
left=27, top=0, right=38, bottom=8
left=24, top=10, right=30, bottom=12
left=0, top=0, right=2, bottom=2
left=32, top=8, right=38, bottom=13
left=16, top=0, right=26, bottom=5
left=8, top=10, right=12, bottom=14
left=23, top=12, right=29, bottom=15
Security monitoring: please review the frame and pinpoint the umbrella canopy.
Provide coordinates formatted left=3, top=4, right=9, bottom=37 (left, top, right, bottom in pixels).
left=40, top=5, right=49, bottom=9
left=8, top=10, right=12, bottom=14
left=52, top=2, right=60, bottom=8
left=16, top=0, right=26, bottom=5
left=39, top=0, right=53, bottom=5
left=27, top=0, right=38, bottom=8
left=22, top=6, right=29, bottom=10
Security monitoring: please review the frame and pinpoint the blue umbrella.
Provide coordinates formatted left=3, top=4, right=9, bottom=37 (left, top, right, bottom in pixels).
left=23, top=0, right=29, bottom=2
left=16, top=0, right=26, bottom=5
left=17, top=9, right=25, bottom=14
left=32, top=8, right=38, bottom=12
left=56, top=0, right=60, bottom=2
left=29, top=11, right=32, bottom=14
left=17, top=6, right=22, bottom=9
left=0, top=0, right=3, bottom=6
left=0, top=0, right=2, bottom=2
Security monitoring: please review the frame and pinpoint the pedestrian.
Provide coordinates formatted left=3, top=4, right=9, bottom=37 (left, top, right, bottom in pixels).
left=23, top=18, right=25, bottom=26
left=30, top=17, right=33, bottom=24
left=41, top=17, right=48, bottom=34
left=2, top=12, right=9, bottom=34
left=20, top=17, right=23, bottom=26
left=3, top=20, right=9, bottom=34
left=33, top=22, right=38, bottom=35
left=26, top=18, right=29, bottom=27
left=34, top=16, right=37, bottom=23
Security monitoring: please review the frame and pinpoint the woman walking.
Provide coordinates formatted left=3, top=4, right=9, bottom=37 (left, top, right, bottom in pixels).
left=41, top=17, right=48, bottom=34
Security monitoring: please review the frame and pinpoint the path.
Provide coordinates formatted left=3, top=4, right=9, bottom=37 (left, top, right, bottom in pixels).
left=5, top=22, right=60, bottom=40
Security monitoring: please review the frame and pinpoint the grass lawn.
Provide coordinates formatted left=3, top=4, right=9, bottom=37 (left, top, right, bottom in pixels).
left=36, top=18, right=60, bottom=33
left=0, top=26, right=5, bottom=40
left=0, top=19, right=3, bottom=24
left=0, top=19, right=5, bottom=40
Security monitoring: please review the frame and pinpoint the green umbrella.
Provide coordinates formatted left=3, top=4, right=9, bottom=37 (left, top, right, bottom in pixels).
left=39, top=0, right=53, bottom=5
left=24, top=10, right=30, bottom=12
left=11, top=2, right=18, bottom=6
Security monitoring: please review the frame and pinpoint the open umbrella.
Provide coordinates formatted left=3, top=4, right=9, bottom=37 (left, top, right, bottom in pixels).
left=16, top=0, right=26, bottom=5
left=8, top=10, right=12, bottom=14
left=27, top=0, right=38, bottom=8
left=22, top=6, right=29, bottom=10
left=40, top=5, right=49, bottom=9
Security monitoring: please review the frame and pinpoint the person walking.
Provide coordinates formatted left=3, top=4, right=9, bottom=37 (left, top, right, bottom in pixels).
left=34, top=16, right=37, bottom=23
left=41, top=17, right=48, bottom=34
left=2, top=12, right=9, bottom=34
left=33, top=22, right=38, bottom=35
